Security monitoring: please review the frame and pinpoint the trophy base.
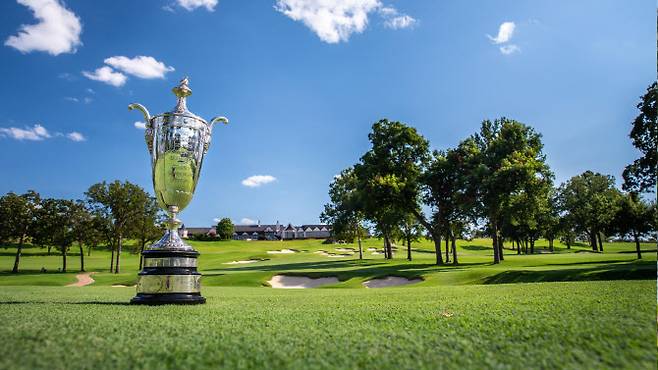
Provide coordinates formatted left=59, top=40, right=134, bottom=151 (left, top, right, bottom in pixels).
left=130, top=293, right=206, bottom=305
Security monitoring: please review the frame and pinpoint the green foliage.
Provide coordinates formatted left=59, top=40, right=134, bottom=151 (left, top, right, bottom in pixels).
left=215, top=217, right=234, bottom=240
left=623, top=82, right=657, bottom=193
left=0, top=190, right=41, bottom=272
left=321, top=167, right=365, bottom=243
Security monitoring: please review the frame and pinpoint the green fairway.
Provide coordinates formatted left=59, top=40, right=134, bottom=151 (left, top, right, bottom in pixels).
left=0, top=238, right=656, bottom=369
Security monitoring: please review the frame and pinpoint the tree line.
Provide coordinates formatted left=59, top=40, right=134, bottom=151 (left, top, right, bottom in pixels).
left=0, top=181, right=164, bottom=274
left=322, top=83, right=656, bottom=264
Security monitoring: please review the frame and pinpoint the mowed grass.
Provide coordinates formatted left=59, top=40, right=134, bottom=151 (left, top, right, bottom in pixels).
left=0, top=238, right=656, bottom=369
left=0, top=282, right=655, bottom=370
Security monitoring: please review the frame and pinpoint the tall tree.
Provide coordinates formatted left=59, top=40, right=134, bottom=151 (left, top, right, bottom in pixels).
left=558, top=171, right=622, bottom=251
left=420, top=141, right=479, bottom=265
left=472, top=118, right=552, bottom=263
left=614, top=193, right=653, bottom=259
left=623, top=82, right=657, bottom=194
left=397, top=214, right=423, bottom=261
left=321, top=167, right=366, bottom=259
left=215, top=218, right=235, bottom=240
left=354, top=120, right=430, bottom=261
left=0, top=191, right=41, bottom=273
left=86, top=181, right=149, bottom=273
left=35, top=199, right=76, bottom=272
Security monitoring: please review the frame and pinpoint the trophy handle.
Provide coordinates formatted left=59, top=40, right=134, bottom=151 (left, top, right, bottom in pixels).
left=209, top=116, right=229, bottom=126
left=128, top=103, right=151, bottom=123
left=129, top=103, right=154, bottom=155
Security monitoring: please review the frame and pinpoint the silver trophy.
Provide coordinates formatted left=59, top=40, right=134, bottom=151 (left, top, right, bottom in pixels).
left=128, top=77, right=228, bottom=304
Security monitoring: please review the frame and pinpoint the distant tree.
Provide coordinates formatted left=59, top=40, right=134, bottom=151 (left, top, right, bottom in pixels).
left=558, top=171, right=622, bottom=252
left=35, top=199, right=76, bottom=272
left=472, top=118, right=552, bottom=263
left=86, top=181, right=149, bottom=274
left=397, top=214, right=423, bottom=261
left=215, top=218, right=234, bottom=240
left=354, top=120, right=430, bottom=260
left=0, top=191, right=41, bottom=273
left=69, top=201, right=94, bottom=272
left=614, top=193, right=654, bottom=259
left=623, top=82, right=657, bottom=194
left=131, top=197, right=164, bottom=270
left=321, top=167, right=366, bottom=259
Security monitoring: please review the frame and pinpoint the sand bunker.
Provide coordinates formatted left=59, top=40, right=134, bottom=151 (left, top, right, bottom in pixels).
left=363, top=276, right=423, bottom=288
left=224, top=259, right=263, bottom=264
left=267, top=249, right=298, bottom=254
left=316, top=250, right=353, bottom=258
left=267, top=275, right=339, bottom=289
left=335, top=247, right=355, bottom=252
left=367, top=248, right=377, bottom=251
left=66, top=272, right=96, bottom=287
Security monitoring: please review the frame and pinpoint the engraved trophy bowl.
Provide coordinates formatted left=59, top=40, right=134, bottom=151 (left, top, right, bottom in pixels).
left=128, top=77, right=228, bottom=305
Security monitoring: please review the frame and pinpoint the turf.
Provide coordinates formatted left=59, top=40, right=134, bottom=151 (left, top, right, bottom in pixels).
left=0, top=238, right=656, bottom=369
left=0, top=281, right=655, bottom=370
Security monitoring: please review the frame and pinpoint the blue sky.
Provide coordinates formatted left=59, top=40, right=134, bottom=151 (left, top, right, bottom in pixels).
left=0, top=0, right=654, bottom=226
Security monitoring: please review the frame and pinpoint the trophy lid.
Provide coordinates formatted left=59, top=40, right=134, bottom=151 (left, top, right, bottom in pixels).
left=167, top=77, right=205, bottom=122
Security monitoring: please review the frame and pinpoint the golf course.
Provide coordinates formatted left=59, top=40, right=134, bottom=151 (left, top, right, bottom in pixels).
left=1, top=238, right=655, bottom=369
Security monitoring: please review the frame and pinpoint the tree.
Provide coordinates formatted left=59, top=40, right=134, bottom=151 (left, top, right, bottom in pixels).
left=35, top=199, right=76, bottom=272
left=354, top=120, right=430, bottom=260
left=420, top=141, right=479, bottom=265
left=0, top=191, right=41, bottom=273
left=558, top=171, right=622, bottom=252
left=321, top=167, right=366, bottom=259
left=614, top=193, right=653, bottom=259
left=215, top=218, right=234, bottom=240
left=623, top=82, right=657, bottom=194
left=86, top=181, right=150, bottom=274
left=472, top=118, right=552, bottom=263
left=69, top=201, right=94, bottom=272
left=131, top=197, right=164, bottom=270
left=397, top=214, right=423, bottom=261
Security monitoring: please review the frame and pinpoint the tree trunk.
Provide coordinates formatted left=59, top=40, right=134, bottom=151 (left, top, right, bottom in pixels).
left=498, top=237, right=504, bottom=261
left=406, top=236, right=412, bottom=261
left=530, top=239, right=535, bottom=254
left=633, top=231, right=642, bottom=259
left=597, top=233, right=603, bottom=252
left=79, top=242, right=85, bottom=272
left=11, top=234, right=25, bottom=273
left=47, top=245, right=52, bottom=255
left=357, top=230, right=363, bottom=260
left=492, top=224, right=500, bottom=264
left=433, top=233, right=444, bottom=265
left=110, top=244, right=115, bottom=272
left=516, top=240, right=521, bottom=254
left=549, top=238, right=554, bottom=252
left=385, top=235, right=393, bottom=260
left=87, top=245, right=92, bottom=256
left=589, top=230, right=598, bottom=251
left=445, top=234, right=450, bottom=263
left=451, top=235, right=458, bottom=265
left=382, top=234, right=388, bottom=259
left=62, top=247, right=67, bottom=273
left=115, top=236, right=122, bottom=273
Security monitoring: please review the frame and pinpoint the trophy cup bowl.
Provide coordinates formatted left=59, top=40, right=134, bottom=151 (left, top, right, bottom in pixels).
left=128, top=77, right=228, bottom=305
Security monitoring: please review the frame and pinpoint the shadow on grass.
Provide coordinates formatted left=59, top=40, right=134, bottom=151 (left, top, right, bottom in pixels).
left=460, top=245, right=492, bottom=251
left=0, top=301, right=131, bottom=306
left=483, top=261, right=657, bottom=284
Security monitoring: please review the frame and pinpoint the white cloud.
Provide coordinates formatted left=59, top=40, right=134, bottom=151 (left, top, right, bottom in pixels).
left=86, top=88, right=95, bottom=94
left=66, top=131, right=85, bottom=141
left=64, top=96, right=79, bottom=103
left=379, top=6, right=416, bottom=30
left=240, top=217, right=256, bottom=225
left=500, top=44, right=520, bottom=55
left=83, top=96, right=93, bottom=104
left=82, top=66, right=127, bottom=87
left=241, top=175, right=277, bottom=188
left=0, top=124, right=51, bottom=140
left=5, top=0, right=82, bottom=56
left=134, top=121, right=146, bottom=130
left=104, top=56, right=175, bottom=79
left=275, top=0, right=383, bottom=43
left=177, top=0, right=217, bottom=11
left=487, top=21, right=515, bottom=44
